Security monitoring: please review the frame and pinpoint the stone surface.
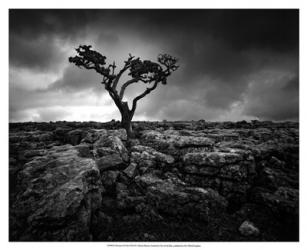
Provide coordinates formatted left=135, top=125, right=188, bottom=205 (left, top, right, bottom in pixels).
left=183, top=152, right=243, bottom=167
left=11, top=144, right=104, bottom=241
left=9, top=121, right=299, bottom=241
left=94, top=135, right=129, bottom=161
left=96, top=154, right=126, bottom=172
left=141, top=129, right=214, bottom=149
left=101, top=170, right=120, bottom=188
left=239, top=220, right=260, bottom=236
left=66, top=129, right=85, bottom=145
left=135, top=173, right=228, bottom=221
left=123, top=163, right=138, bottom=178
left=75, top=143, right=91, bottom=157
left=254, top=186, right=299, bottom=216
left=131, top=145, right=175, bottom=165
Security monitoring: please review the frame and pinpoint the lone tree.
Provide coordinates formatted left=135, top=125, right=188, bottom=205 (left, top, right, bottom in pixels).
left=69, top=45, right=179, bottom=138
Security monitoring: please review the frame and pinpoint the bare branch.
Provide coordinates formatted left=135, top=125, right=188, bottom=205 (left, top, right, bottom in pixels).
left=112, top=65, right=129, bottom=91
left=105, top=84, right=122, bottom=111
left=131, top=81, right=159, bottom=114
left=119, top=77, right=152, bottom=100
left=119, top=78, right=137, bottom=100
left=112, top=54, right=138, bottom=91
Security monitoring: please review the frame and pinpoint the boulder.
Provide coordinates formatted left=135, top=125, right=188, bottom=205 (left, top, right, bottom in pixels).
left=108, top=129, right=127, bottom=141
left=94, top=135, right=128, bottom=162
left=96, top=154, right=126, bottom=172
left=83, top=129, right=127, bottom=144
left=130, top=145, right=174, bottom=172
left=82, top=129, right=107, bottom=143
left=142, top=233, right=156, bottom=241
left=135, top=173, right=227, bottom=221
left=11, top=144, right=104, bottom=241
left=123, top=163, right=138, bottom=178
left=239, top=220, right=260, bottom=236
left=66, top=129, right=86, bottom=145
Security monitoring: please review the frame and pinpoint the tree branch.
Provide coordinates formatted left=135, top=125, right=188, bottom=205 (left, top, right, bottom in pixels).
left=112, top=54, right=138, bottom=91
left=105, top=85, right=123, bottom=112
left=131, top=81, right=159, bottom=114
left=119, top=77, right=152, bottom=100
left=118, top=78, right=141, bottom=100
left=112, top=66, right=129, bottom=91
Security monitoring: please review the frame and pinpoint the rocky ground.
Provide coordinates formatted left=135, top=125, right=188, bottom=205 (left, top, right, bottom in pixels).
left=9, top=120, right=299, bottom=241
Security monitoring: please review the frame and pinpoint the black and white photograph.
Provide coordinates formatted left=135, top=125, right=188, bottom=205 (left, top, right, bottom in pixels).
left=8, top=8, right=300, bottom=243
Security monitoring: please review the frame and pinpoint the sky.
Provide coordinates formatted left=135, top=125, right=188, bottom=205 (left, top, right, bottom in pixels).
left=9, top=9, right=299, bottom=122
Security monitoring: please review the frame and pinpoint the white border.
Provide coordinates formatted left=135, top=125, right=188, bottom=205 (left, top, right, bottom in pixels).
left=2, top=1, right=306, bottom=249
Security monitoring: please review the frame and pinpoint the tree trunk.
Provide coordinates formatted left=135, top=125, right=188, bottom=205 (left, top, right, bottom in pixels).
left=121, top=113, right=133, bottom=138
left=120, top=102, right=134, bottom=138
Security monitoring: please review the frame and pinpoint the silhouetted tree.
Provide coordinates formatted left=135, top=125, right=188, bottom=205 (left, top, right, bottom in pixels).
left=69, top=45, right=179, bottom=138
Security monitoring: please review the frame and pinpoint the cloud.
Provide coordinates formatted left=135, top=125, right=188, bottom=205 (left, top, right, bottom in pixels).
left=9, top=67, right=58, bottom=91
left=49, top=64, right=103, bottom=91
left=9, top=9, right=299, bottom=122
left=34, top=108, right=70, bottom=122
left=9, top=84, right=115, bottom=122
left=242, top=72, right=299, bottom=121
left=9, top=34, right=70, bottom=72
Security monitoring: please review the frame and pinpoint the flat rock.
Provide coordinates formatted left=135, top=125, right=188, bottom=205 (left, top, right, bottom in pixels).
left=123, top=163, right=138, bottom=178
left=183, top=151, right=243, bottom=167
left=12, top=144, right=104, bottom=241
left=141, top=130, right=214, bottom=149
left=96, top=154, right=126, bottom=172
left=94, top=135, right=128, bottom=161
left=135, top=173, right=227, bottom=221
left=131, top=145, right=175, bottom=165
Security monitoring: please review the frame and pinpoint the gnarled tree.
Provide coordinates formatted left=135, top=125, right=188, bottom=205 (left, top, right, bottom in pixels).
left=69, top=45, right=179, bottom=138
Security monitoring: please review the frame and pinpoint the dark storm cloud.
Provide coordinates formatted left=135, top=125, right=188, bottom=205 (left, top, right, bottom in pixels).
left=9, top=9, right=299, bottom=122
left=283, top=75, right=299, bottom=92
left=114, top=9, right=298, bottom=113
left=10, top=9, right=298, bottom=67
left=25, top=9, right=298, bottom=52
left=10, top=34, right=65, bottom=71
left=9, top=9, right=103, bottom=71
left=9, top=9, right=100, bottom=38
left=243, top=73, right=299, bottom=121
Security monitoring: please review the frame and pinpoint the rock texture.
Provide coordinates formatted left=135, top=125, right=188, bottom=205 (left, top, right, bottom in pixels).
left=11, top=145, right=103, bottom=240
left=9, top=120, right=299, bottom=241
left=239, top=220, right=260, bottom=236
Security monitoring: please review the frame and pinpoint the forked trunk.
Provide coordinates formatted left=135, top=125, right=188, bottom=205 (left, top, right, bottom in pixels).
left=120, top=104, right=134, bottom=138
left=121, top=116, right=133, bottom=138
